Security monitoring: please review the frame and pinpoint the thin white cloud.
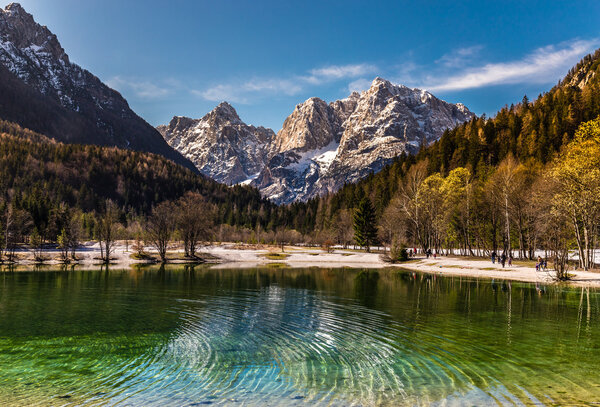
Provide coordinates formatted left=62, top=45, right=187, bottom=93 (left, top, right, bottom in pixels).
left=192, top=85, right=248, bottom=104
left=106, top=76, right=174, bottom=99
left=197, top=63, right=378, bottom=103
left=304, top=63, right=377, bottom=84
left=194, top=38, right=597, bottom=106
left=243, top=79, right=303, bottom=95
left=196, top=79, right=302, bottom=103
left=436, top=45, right=483, bottom=68
left=347, top=78, right=372, bottom=93
left=425, top=39, right=598, bottom=92
left=390, top=61, right=420, bottom=86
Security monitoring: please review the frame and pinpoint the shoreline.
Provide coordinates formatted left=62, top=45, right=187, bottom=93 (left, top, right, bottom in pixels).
left=2, top=242, right=600, bottom=287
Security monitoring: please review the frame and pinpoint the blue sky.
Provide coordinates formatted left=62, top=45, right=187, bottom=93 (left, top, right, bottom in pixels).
left=10, top=0, right=600, bottom=130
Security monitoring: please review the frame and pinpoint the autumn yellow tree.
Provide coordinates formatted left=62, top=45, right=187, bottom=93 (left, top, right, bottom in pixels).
left=442, top=167, right=474, bottom=255
left=397, top=160, right=429, bottom=250
left=550, top=117, right=600, bottom=270
left=417, top=173, right=445, bottom=252
left=488, top=155, right=520, bottom=257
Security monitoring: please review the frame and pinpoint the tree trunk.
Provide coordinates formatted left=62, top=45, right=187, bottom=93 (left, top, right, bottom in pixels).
left=572, top=214, right=585, bottom=270
left=504, top=194, right=511, bottom=255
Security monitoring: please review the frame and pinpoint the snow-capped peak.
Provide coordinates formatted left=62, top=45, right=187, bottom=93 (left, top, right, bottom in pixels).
left=4, top=3, right=25, bottom=14
left=0, top=2, right=193, bottom=168
left=211, top=101, right=242, bottom=123
left=158, top=103, right=275, bottom=185
left=162, top=78, right=474, bottom=204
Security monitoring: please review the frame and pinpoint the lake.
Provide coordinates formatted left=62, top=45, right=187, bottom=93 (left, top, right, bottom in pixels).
left=0, top=266, right=598, bottom=406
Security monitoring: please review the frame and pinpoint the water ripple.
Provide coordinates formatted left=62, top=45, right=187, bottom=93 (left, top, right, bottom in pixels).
left=1, top=270, right=600, bottom=406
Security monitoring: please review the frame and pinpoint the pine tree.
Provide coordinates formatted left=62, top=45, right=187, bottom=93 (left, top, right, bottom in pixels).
left=353, top=198, right=378, bottom=252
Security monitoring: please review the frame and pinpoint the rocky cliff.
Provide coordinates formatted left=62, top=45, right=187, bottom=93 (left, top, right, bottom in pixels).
left=257, top=78, right=474, bottom=203
left=158, top=102, right=275, bottom=185
left=163, top=77, right=473, bottom=204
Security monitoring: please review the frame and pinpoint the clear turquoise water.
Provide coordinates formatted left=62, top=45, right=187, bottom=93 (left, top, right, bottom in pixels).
left=0, top=266, right=599, bottom=406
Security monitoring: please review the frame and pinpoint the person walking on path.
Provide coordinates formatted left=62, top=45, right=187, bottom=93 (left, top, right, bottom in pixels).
left=501, top=253, right=506, bottom=268
left=508, top=256, right=513, bottom=267
left=491, top=251, right=496, bottom=264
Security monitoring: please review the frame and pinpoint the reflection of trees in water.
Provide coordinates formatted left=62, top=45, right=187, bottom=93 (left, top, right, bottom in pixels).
left=353, top=269, right=379, bottom=307
left=577, top=286, right=594, bottom=343
left=0, top=268, right=181, bottom=337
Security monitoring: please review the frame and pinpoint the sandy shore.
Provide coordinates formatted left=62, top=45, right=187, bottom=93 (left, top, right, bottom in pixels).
left=208, top=245, right=600, bottom=287
left=2, top=242, right=600, bottom=287
left=395, top=256, right=600, bottom=287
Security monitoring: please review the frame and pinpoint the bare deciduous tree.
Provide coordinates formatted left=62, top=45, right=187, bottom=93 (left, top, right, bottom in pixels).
left=146, top=201, right=177, bottom=263
left=97, top=200, right=120, bottom=263
left=2, top=204, right=32, bottom=262
left=176, top=193, right=215, bottom=258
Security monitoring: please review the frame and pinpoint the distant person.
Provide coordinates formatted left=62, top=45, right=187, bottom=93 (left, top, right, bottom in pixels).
left=508, top=256, right=512, bottom=267
left=491, top=251, right=496, bottom=264
left=543, top=258, right=548, bottom=271
left=501, top=253, right=506, bottom=268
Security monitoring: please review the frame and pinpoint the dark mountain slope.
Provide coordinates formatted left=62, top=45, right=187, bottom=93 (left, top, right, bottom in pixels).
left=0, top=3, right=195, bottom=170
left=0, top=119, right=276, bottom=230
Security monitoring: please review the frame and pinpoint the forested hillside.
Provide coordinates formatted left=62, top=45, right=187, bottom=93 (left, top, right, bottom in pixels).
left=0, top=120, right=279, bottom=240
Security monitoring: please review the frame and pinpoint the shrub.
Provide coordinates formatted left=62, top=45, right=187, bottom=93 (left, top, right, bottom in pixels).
left=390, top=244, right=409, bottom=263
left=321, top=239, right=334, bottom=253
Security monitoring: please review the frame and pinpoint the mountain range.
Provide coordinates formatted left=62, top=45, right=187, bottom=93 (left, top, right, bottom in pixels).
left=159, top=78, right=473, bottom=203
left=1, top=2, right=474, bottom=204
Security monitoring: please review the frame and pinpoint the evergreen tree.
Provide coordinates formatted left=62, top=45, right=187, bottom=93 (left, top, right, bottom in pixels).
left=353, top=198, right=378, bottom=252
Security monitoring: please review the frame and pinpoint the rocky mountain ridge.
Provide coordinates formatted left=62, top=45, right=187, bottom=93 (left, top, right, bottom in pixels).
left=157, top=102, right=275, bottom=185
left=0, top=3, right=195, bottom=170
left=161, top=77, right=474, bottom=204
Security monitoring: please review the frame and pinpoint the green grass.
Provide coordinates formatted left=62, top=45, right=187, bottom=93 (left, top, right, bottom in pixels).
left=442, top=264, right=473, bottom=269
left=165, top=252, right=203, bottom=261
left=263, top=253, right=290, bottom=260
left=130, top=252, right=155, bottom=261
left=266, top=262, right=290, bottom=269
left=513, top=259, right=537, bottom=267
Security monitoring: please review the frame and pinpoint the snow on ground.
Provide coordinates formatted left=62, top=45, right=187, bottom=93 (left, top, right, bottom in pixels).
left=4, top=243, right=600, bottom=287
